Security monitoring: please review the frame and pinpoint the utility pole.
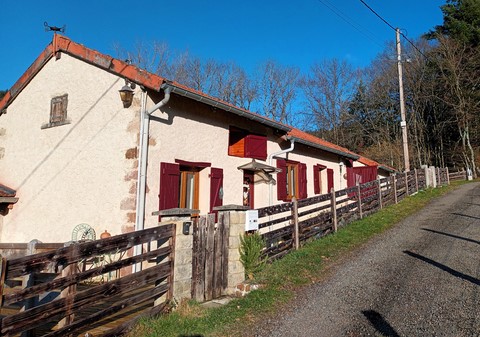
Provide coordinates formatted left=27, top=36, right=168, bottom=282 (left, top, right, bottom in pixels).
left=396, top=28, right=410, bottom=172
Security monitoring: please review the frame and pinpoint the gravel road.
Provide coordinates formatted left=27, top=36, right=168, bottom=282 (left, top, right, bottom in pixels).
left=251, top=182, right=480, bottom=337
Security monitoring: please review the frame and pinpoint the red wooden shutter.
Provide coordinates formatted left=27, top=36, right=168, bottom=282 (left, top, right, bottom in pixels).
left=313, top=165, right=320, bottom=194
left=298, top=163, right=307, bottom=199
left=327, top=168, right=334, bottom=193
left=346, top=166, right=355, bottom=188
left=210, top=168, right=223, bottom=214
left=276, top=159, right=288, bottom=201
left=244, top=134, right=267, bottom=160
left=159, top=162, right=180, bottom=210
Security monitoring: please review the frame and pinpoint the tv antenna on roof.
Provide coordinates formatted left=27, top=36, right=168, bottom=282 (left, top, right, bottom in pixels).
left=44, top=21, right=66, bottom=33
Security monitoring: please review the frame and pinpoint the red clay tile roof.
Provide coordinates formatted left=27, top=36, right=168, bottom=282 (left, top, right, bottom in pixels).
left=288, top=128, right=359, bottom=160
left=358, top=156, right=379, bottom=167
left=358, top=156, right=396, bottom=173
left=0, top=34, right=395, bottom=170
left=0, top=34, right=165, bottom=113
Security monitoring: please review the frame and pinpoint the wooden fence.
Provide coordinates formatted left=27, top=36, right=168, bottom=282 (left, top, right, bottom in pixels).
left=448, top=169, right=467, bottom=181
left=0, top=224, right=175, bottom=337
left=256, top=168, right=448, bottom=261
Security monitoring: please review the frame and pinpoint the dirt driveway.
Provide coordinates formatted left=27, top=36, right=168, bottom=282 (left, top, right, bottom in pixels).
left=251, top=182, right=480, bottom=337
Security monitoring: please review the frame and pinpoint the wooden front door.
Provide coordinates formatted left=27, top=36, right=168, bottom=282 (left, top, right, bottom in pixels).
left=243, top=171, right=255, bottom=209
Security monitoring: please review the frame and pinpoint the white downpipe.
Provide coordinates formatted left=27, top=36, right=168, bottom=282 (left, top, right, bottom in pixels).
left=133, top=86, right=171, bottom=273
left=268, top=138, right=295, bottom=206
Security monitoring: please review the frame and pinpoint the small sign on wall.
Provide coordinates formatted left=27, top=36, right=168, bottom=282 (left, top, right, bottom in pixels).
left=245, top=210, right=259, bottom=231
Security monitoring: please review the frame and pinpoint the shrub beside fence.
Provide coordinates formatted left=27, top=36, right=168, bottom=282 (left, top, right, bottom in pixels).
left=256, top=167, right=446, bottom=261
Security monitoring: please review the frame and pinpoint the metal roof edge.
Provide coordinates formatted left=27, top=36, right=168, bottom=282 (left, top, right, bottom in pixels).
left=379, top=165, right=397, bottom=173
left=164, top=82, right=291, bottom=133
left=292, top=137, right=360, bottom=160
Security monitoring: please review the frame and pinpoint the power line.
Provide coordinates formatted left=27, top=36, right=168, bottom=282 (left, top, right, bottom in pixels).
left=358, top=0, right=428, bottom=59
left=316, top=0, right=385, bottom=49
left=359, top=0, right=396, bottom=31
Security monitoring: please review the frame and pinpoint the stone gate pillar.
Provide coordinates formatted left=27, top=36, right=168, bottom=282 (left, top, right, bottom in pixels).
left=151, top=208, right=198, bottom=301
left=213, top=205, right=248, bottom=295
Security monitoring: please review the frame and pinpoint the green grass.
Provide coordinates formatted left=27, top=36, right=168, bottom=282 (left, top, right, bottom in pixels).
left=129, top=181, right=468, bottom=337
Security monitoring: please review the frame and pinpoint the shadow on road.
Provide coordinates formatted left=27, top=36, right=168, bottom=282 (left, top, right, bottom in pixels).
left=451, top=212, right=480, bottom=220
left=421, top=228, right=480, bottom=245
left=362, top=310, right=400, bottom=337
left=403, top=250, right=480, bottom=286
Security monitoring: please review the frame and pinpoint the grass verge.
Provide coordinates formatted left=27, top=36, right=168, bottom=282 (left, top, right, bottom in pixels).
left=129, top=181, right=468, bottom=337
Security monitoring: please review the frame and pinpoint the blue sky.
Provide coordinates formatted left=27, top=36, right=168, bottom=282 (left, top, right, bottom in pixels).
left=0, top=0, right=445, bottom=90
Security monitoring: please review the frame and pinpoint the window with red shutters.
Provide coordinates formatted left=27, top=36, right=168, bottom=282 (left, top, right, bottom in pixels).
left=327, top=168, right=334, bottom=193
left=228, top=127, right=267, bottom=160
left=313, top=164, right=327, bottom=195
left=159, top=161, right=211, bottom=212
left=346, top=166, right=378, bottom=187
left=277, top=159, right=307, bottom=201
left=346, top=166, right=378, bottom=197
left=159, top=162, right=180, bottom=210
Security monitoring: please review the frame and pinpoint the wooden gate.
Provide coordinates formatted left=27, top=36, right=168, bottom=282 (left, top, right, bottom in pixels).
left=191, top=213, right=230, bottom=302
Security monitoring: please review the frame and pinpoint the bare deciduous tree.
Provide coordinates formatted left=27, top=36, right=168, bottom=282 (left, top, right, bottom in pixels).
left=432, top=35, right=480, bottom=175
left=302, top=59, right=359, bottom=145
left=256, top=60, right=300, bottom=125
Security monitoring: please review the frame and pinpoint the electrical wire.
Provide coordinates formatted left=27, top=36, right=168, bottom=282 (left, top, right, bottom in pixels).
left=316, top=0, right=385, bottom=49
left=359, top=0, right=428, bottom=59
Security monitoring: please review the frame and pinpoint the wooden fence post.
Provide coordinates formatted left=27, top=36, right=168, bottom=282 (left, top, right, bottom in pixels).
left=330, top=188, right=337, bottom=232
left=58, top=243, right=77, bottom=330
left=378, top=179, right=383, bottom=210
left=414, top=168, right=419, bottom=193
left=405, top=171, right=409, bottom=196
left=0, top=255, right=6, bottom=307
left=167, top=224, right=176, bottom=302
left=292, top=197, right=299, bottom=250
left=446, top=167, right=450, bottom=185
left=393, top=174, right=398, bottom=204
left=22, top=240, right=40, bottom=318
left=357, top=184, right=363, bottom=219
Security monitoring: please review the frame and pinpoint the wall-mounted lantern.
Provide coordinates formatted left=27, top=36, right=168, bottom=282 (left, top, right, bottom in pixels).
left=119, top=80, right=136, bottom=108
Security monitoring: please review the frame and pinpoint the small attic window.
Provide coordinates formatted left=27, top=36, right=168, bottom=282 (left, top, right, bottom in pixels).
left=41, top=94, right=71, bottom=129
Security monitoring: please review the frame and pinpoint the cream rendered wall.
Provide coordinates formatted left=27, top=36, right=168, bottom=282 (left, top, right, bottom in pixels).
left=283, top=149, right=343, bottom=197
left=0, top=54, right=138, bottom=242
left=142, top=94, right=290, bottom=228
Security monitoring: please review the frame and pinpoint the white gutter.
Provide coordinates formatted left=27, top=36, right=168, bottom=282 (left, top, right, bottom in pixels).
left=267, top=138, right=295, bottom=206
left=133, top=85, right=171, bottom=272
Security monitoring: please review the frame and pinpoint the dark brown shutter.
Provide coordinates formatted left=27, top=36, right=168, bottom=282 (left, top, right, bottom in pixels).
left=50, top=94, right=68, bottom=123
left=276, top=159, right=288, bottom=201
left=159, top=162, right=180, bottom=211
left=327, top=168, right=334, bottom=193
left=298, top=163, right=307, bottom=199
